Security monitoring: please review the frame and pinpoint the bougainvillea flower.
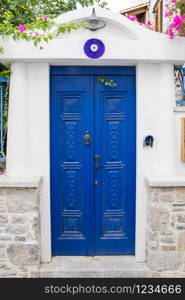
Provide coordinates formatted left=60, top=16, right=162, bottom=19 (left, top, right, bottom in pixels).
left=168, top=28, right=175, bottom=39
left=146, top=21, right=152, bottom=26
left=18, top=24, right=27, bottom=33
left=42, top=16, right=49, bottom=21
left=173, top=15, right=182, bottom=26
left=164, top=11, right=171, bottom=17
left=126, top=15, right=137, bottom=21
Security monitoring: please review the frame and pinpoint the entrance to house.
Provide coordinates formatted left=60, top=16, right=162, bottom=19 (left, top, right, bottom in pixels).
left=50, top=67, right=136, bottom=256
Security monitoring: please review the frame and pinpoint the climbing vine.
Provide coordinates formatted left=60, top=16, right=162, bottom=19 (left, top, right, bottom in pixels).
left=0, top=0, right=107, bottom=54
left=98, top=75, right=117, bottom=87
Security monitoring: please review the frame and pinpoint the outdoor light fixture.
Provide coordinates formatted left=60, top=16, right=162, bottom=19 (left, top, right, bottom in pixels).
left=85, top=8, right=106, bottom=31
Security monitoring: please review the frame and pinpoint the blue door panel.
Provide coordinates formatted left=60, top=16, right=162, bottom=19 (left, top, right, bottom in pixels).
left=50, top=74, right=94, bottom=255
left=50, top=67, right=136, bottom=255
left=94, top=75, right=136, bottom=255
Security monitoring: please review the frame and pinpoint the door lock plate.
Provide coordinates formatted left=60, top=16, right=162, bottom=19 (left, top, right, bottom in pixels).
left=95, top=163, right=100, bottom=169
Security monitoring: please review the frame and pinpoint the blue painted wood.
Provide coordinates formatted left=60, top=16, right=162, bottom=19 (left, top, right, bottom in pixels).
left=175, top=67, right=185, bottom=71
left=0, top=77, right=8, bottom=83
left=51, top=66, right=135, bottom=76
left=176, top=101, right=185, bottom=105
left=50, top=74, right=94, bottom=255
left=50, top=67, right=136, bottom=255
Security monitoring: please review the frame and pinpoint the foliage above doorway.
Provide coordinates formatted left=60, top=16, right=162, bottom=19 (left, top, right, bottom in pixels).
left=0, top=0, right=107, bottom=52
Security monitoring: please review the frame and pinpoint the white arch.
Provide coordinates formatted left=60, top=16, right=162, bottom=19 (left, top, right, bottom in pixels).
left=0, top=7, right=185, bottom=64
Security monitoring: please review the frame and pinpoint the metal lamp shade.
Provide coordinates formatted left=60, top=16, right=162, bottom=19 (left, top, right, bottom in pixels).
left=85, top=8, right=106, bottom=31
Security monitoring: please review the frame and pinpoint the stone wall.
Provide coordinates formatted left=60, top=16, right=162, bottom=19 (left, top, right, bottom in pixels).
left=147, top=186, right=185, bottom=277
left=0, top=186, right=40, bottom=277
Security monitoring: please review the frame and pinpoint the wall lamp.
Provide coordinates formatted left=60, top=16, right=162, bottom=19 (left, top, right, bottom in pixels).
left=85, top=8, right=106, bottom=31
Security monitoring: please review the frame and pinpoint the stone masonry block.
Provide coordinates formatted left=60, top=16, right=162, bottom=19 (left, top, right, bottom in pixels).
left=177, top=214, right=185, bottom=223
left=147, top=251, right=183, bottom=271
left=150, top=207, right=169, bottom=231
left=7, top=244, right=39, bottom=266
left=5, top=225, right=25, bottom=235
left=6, top=188, right=38, bottom=213
left=177, top=231, right=185, bottom=251
left=0, top=215, right=8, bottom=223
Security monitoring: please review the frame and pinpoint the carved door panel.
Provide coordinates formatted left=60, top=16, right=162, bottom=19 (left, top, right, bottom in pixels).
left=50, top=73, right=94, bottom=255
left=51, top=67, right=136, bottom=255
left=94, top=75, right=136, bottom=255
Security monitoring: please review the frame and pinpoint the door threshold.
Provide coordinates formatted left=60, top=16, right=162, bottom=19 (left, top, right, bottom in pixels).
left=39, top=256, right=151, bottom=278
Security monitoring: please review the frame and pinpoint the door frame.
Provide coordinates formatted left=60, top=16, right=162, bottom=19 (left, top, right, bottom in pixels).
left=50, top=66, right=136, bottom=256
left=40, top=64, right=147, bottom=263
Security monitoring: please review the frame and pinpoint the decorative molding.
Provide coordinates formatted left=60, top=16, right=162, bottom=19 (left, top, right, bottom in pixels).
left=145, top=176, right=185, bottom=187
left=0, top=176, right=42, bottom=187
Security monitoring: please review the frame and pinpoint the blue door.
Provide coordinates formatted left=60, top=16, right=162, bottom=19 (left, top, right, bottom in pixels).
left=50, top=67, right=136, bottom=255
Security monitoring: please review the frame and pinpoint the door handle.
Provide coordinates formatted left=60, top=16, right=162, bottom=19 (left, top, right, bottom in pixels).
left=83, top=131, right=91, bottom=145
left=94, top=154, right=101, bottom=169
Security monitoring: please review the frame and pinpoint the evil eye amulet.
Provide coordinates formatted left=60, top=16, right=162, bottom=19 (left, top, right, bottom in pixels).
left=84, top=39, right=105, bottom=59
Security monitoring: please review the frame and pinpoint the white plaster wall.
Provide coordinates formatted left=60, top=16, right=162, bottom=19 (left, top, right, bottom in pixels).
left=6, top=62, right=51, bottom=262
left=6, top=62, right=29, bottom=176
left=26, top=63, right=51, bottom=262
left=135, top=62, right=181, bottom=261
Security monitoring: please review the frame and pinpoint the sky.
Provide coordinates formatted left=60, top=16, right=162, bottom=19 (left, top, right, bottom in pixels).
left=103, top=0, right=130, bottom=12
left=76, top=1, right=132, bottom=12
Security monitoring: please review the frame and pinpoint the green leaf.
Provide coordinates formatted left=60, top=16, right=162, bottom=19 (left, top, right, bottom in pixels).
left=98, top=75, right=117, bottom=88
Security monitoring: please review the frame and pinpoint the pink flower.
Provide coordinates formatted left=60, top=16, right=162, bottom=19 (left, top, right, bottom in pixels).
left=146, top=21, right=152, bottom=26
left=126, top=15, right=137, bottom=21
left=35, top=31, right=40, bottom=36
left=164, top=11, right=171, bottom=17
left=168, top=28, right=175, bottom=39
left=39, top=45, right=44, bottom=50
left=18, top=24, right=27, bottom=33
left=29, top=31, right=33, bottom=35
left=42, top=16, right=49, bottom=21
left=165, top=4, right=169, bottom=8
left=176, top=25, right=182, bottom=31
left=173, top=15, right=182, bottom=26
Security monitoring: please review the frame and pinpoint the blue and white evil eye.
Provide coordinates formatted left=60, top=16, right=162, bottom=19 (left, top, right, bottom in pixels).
left=90, top=44, right=99, bottom=52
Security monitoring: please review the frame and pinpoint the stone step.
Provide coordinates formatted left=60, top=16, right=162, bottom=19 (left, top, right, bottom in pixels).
left=39, top=256, right=151, bottom=278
